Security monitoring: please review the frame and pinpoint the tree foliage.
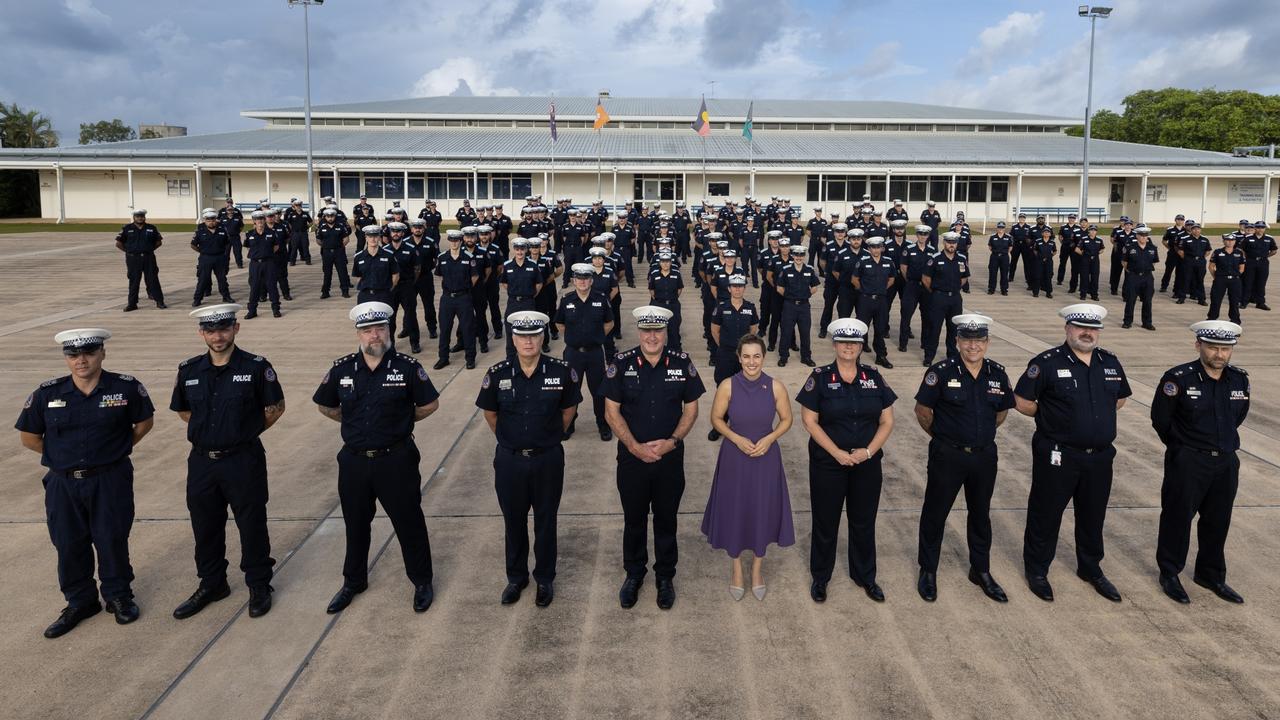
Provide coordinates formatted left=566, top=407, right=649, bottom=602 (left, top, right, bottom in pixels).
left=0, top=102, right=57, bottom=217
left=1065, top=88, right=1280, bottom=153
left=79, top=119, right=136, bottom=145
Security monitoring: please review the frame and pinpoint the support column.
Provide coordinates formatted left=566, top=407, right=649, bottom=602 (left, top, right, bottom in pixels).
left=127, top=167, right=135, bottom=210
left=611, top=167, right=618, bottom=210
left=681, top=171, right=687, bottom=205
left=1016, top=172, right=1024, bottom=215
left=265, top=168, right=272, bottom=205
left=1262, top=174, right=1272, bottom=222
left=472, top=167, right=479, bottom=201
left=983, top=176, right=990, bottom=234
left=949, top=174, right=956, bottom=221
left=817, top=172, right=824, bottom=214
left=1201, top=175, right=1208, bottom=225
left=55, top=164, right=65, bottom=224
left=1139, top=173, right=1149, bottom=223
left=403, top=170, right=409, bottom=207
left=332, top=167, right=339, bottom=204
left=194, top=165, right=203, bottom=218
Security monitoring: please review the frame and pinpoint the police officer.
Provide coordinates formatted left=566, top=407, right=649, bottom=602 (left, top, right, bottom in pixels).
left=1109, top=217, right=1135, bottom=295
left=557, top=263, right=615, bottom=441
left=1013, top=304, right=1131, bottom=602
left=1009, top=213, right=1032, bottom=283
left=409, top=219, right=439, bottom=339
left=191, top=209, right=234, bottom=307
left=218, top=197, right=245, bottom=269
left=262, top=208, right=293, bottom=302
left=1242, top=221, right=1275, bottom=310
left=434, top=229, right=479, bottom=370
left=243, top=211, right=281, bottom=319
left=352, top=225, right=399, bottom=307
left=921, top=232, right=969, bottom=366
left=987, top=222, right=1013, bottom=295
left=418, top=199, right=442, bottom=238
left=1057, top=213, right=1082, bottom=289
left=384, top=222, right=421, bottom=353
left=1151, top=320, right=1250, bottom=604
left=1175, top=221, right=1210, bottom=306
left=1073, top=224, right=1104, bottom=301
left=16, top=329, right=154, bottom=637
left=796, top=318, right=897, bottom=603
left=313, top=302, right=440, bottom=614
left=647, top=251, right=684, bottom=351
left=775, top=245, right=819, bottom=367
left=709, top=274, right=760, bottom=398
left=283, top=198, right=313, bottom=265
left=1207, top=234, right=1246, bottom=324
left=115, top=209, right=166, bottom=311
left=920, top=201, right=941, bottom=246
left=476, top=311, right=581, bottom=608
left=853, top=237, right=896, bottom=369
left=316, top=207, right=352, bottom=299
left=913, top=314, right=1014, bottom=603
left=1033, top=225, right=1057, bottom=299
left=1120, top=225, right=1159, bottom=330
left=170, top=304, right=284, bottom=620
left=897, top=225, right=933, bottom=353
left=457, top=227, right=493, bottom=354
left=1160, top=213, right=1188, bottom=294
left=500, top=239, right=544, bottom=361
left=817, top=223, right=852, bottom=334
left=603, top=306, right=705, bottom=610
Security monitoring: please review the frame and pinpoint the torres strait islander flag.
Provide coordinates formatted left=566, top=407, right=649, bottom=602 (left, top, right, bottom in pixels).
left=691, top=96, right=711, bottom=137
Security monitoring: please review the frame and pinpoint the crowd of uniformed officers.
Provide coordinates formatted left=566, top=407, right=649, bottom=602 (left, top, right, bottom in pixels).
left=17, top=195, right=1264, bottom=637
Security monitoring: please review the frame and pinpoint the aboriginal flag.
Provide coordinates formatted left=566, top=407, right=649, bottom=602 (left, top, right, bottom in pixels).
left=691, top=96, right=710, bottom=137
left=593, top=98, right=611, bottom=130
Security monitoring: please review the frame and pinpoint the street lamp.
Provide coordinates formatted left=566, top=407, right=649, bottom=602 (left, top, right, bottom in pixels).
left=288, top=0, right=322, bottom=214
left=1078, top=5, right=1112, bottom=221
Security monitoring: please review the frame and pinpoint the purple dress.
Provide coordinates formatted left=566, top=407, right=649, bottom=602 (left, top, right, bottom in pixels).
left=701, top=371, right=796, bottom=557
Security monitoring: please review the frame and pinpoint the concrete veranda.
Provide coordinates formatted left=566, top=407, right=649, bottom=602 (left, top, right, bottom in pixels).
left=2, top=233, right=1279, bottom=720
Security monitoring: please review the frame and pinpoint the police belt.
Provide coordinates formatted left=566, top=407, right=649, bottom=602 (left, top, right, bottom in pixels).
left=191, top=443, right=253, bottom=460
left=934, top=289, right=959, bottom=296
left=511, top=296, right=533, bottom=302
left=1055, top=443, right=1109, bottom=455
left=1127, top=270, right=1152, bottom=276
left=1181, top=445, right=1229, bottom=458
left=498, top=445, right=557, bottom=457
left=942, top=440, right=993, bottom=454
left=56, top=459, right=123, bottom=479
left=444, top=289, right=470, bottom=297
left=126, top=251, right=154, bottom=256
left=344, top=437, right=409, bottom=458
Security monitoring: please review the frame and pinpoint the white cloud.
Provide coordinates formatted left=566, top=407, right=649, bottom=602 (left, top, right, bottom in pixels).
left=63, top=0, right=110, bottom=24
left=847, top=42, right=926, bottom=83
left=956, top=11, right=1044, bottom=77
left=411, top=58, right=520, bottom=97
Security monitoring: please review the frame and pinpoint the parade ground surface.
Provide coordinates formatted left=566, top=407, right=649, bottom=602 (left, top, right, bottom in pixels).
left=3, top=232, right=1280, bottom=720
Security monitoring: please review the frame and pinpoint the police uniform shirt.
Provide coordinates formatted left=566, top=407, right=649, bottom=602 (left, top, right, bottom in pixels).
left=555, top=291, right=612, bottom=348
left=492, top=215, right=514, bottom=241
left=778, top=262, right=820, bottom=300
left=607, top=250, right=626, bottom=274
left=483, top=243, right=506, bottom=276
left=648, top=270, right=684, bottom=302
left=1077, top=235, right=1104, bottom=257
left=116, top=223, right=163, bottom=253
left=886, top=208, right=909, bottom=222
left=518, top=221, right=541, bottom=239
left=671, top=211, right=691, bottom=237
left=1210, top=247, right=1245, bottom=279
left=1014, top=344, right=1132, bottom=449
left=613, top=223, right=635, bottom=248
left=1163, top=225, right=1187, bottom=249
left=456, top=207, right=478, bottom=225
left=1058, top=223, right=1083, bottom=248
left=475, top=357, right=582, bottom=450
left=590, top=268, right=619, bottom=297
left=389, top=240, right=418, bottom=281
left=436, top=249, right=479, bottom=293
left=316, top=222, right=349, bottom=250
left=538, top=252, right=562, bottom=284
left=899, top=244, right=932, bottom=281
left=1151, top=361, right=1249, bottom=453
left=1011, top=222, right=1032, bottom=243
left=352, top=204, right=377, bottom=227
left=312, top=352, right=439, bottom=450
left=738, top=228, right=762, bottom=252
left=414, top=237, right=439, bottom=274
left=418, top=209, right=443, bottom=234
left=264, top=224, right=290, bottom=257
left=855, top=254, right=896, bottom=294
left=16, top=371, right=155, bottom=472
left=1125, top=242, right=1160, bottom=272
left=169, top=347, right=284, bottom=448
left=562, top=223, right=590, bottom=248
left=822, top=242, right=852, bottom=278
left=988, top=233, right=1013, bottom=258
left=1242, top=233, right=1277, bottom=261
left=711, top=299, right=759, bottom=345
left=807, top=218, right=829, bottom=242
left=712, top=266, right=747, bottom=294
left=1036, top=236, right=1058, bottom=259
left=1113, top=229, right=1136, bottom=251
left=218, top=207, right=245, bottom=234
left=284, top=208, right=312, bottom=235
left=915, top=358, right=1014, bottom=447
left=193, top=223, right=230, bottom=255
left=1181, top=235, right=1210, bottom=262
left=795, top=363, right=897, bottom=453
left=784, top=225, right=805, bottom=246
left=602, top=348, right=706, bottom=444
left=501, top=258, right=541, bottom=298
left=352, top=247, right=397, bottom=291
left=243, top=229, right=277, bottom=260
left=925, top=252, right=969, bottom=291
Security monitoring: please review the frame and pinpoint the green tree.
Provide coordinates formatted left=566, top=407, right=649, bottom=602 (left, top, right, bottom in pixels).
left=1069, top=88, right=1280, bottom=153
left=140, top=127, right=162, bottom=139
left=1065, top=108, right=1125, bottom=141
left=79, top=118, right=136, bottom=144
left=0, top=102, right=58, bottom=217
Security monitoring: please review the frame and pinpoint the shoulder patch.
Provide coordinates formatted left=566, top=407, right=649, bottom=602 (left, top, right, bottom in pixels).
left=803, top=375, right=816, bottom=392
left=1026, top=364, right=1040, bottom=379
left=23, top=393, right=33, bottom=409
left=265, top=367, right=277, bottom=383
left=481, top=372, right=491, bottom=389
left=1162, top=380, right=1178, bottom=396
left=924, top=371, right=938, bottom=386
left=569, top=367, right=579, bottom=383
left=606, top=363, right=618, bottom=379
left=416, top=365, right=428, bottom=381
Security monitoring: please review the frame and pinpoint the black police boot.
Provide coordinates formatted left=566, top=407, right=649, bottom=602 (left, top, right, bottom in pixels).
left=43, top=602, right=102, bottom=639
left=433, top=358, right=449, bottom=370
left=968, top=568, right=1008, bottom=603
left=248, top=585, right=273, bottom=618
left=272, top=309, right=282, bottom=318
left=321, top=292, right=330, bottom=299
left=413, top=583, right=434, bottom=612
left=655, top=578, right=676, bottom=610
left=123, top=305, right=138, bottom=312
left=619, top=577, right=643, bottom=609
left=858, top=580, right=885, bottom=603
left=1026, top=574, right=1054, bottom=602
left=411, top=343, right=422, bottom=354
left=1193, top=575, right=1244, bottom=604
left=493, top=326, right=503, bottom=339
left=106, top=597, right=140, bottom=625
left=1160, top=574, right=1190, bottom=604
left=173, top=582, right=231, bottom=619
left=465, top=359, right=476, bottom=369
left=917, top=569, right=937, bottom=602
left=342, top=289, right=351, bottom=298
left=875, top=356, right=893, bottom=369
left=1077, top=571, right=1122, bottom=602
left=244, top=311, right=258, bottom=319
left=156, top=302, right=168, bottom=309
left=809, top=579, right=827, bottom=603
left=501, top=580, right=528, bottom=605
left=535, top=582, right=554, bottom=608
left=428, top=328, right=438, bottom=339
left=326, top=584, right=366, bottom=614
left=397, top=328, right=410, bottom=338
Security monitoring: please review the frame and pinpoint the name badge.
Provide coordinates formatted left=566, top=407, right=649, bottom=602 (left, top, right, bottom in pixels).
left=1056, top=369, right=1073, bottom=378
left=185, top=379, right=200, bottom=386
left=339, top=377, right=354, bottom=387
left=946, top=379, right=962, bottom=388
left=498, top=379, right=513, bottom=390
left=48, top=399, right=66, bottom=408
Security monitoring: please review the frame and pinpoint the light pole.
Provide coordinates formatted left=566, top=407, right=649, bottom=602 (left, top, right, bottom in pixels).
left=288, top=0, right=322, bottom=214
left=1078, top=5, right=1112, bottom=221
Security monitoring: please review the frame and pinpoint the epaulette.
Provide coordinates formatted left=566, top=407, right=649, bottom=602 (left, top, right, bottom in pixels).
left=1226, top=363, right=1248, bottom=377
left=544, top=356, right=568, bottom=367
left=40, top=377, right=63, bottom=388
left=986, top=358, right=1005, bottom=372
left=1095, top=347, right=1116, bottom=358
left=614, top=348, right=637, bottom=361
left=1170, top=361, right=1196, bottom=378
left=1038, top=347, right=1060, bottom=361
left=178, top=355, right=197, bottom=368
left=394, top=351, right=420, bottom=364
left=956, top=252, right=969, bottom=259
left=117, top=373, right=136, bottom=382
left=334, top=352, right=358, bottom=365
left=488, top=359, right=511, bottom=373
left=252, top=355, right=265, bottom=362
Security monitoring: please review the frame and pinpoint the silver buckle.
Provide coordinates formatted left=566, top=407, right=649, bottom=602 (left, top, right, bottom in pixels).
left=71, top=470, right=89, bottom=479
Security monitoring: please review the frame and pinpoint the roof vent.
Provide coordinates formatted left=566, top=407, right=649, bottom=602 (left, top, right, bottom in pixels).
left=597, top=90, right=610, bottom=98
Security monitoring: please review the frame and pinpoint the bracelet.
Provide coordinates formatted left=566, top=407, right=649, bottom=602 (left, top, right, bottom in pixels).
left=864, top=448, right=873, bottom=460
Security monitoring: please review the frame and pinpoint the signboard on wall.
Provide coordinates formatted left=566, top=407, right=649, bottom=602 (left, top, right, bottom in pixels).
left=1145, top=184, right=1167, bottom=202
left=1228, top=181, right=1264, bottom=204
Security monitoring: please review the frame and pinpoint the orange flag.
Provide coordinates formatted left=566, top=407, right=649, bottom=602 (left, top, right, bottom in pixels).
left=593, top=98, right=611, bottom=130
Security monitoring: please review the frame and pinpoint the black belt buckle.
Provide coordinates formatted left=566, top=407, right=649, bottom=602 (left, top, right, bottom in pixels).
left=205, top=449, right=229, bottom=460
left=517, top=448, right=535, bottom=457
left=70, top=469, right=92, bottom=479
left=361, top=448, right=383, bottom=458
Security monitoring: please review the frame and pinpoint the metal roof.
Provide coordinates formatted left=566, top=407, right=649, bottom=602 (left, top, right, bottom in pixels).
left=3, top=128, right=1279, bottom=169
left=243, top=95, right=1077, bottom=124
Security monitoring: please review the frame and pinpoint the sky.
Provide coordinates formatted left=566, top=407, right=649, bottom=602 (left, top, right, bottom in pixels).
left=1, top=0, right=1278, bottom=144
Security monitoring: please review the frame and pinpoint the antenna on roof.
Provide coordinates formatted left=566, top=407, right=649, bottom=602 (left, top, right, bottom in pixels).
left=597, top=89, right=610, bottom=98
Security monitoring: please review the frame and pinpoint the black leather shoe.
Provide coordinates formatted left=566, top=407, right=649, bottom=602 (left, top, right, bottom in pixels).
left=1160, top=574, right=1190, bottom=604
left=1256, top=303, right=1271, bottom=311
left=106, top=597, right=139, bottom=625
left=917, top=569, right=937, bottom=602
left=479, top=343, right=490, bottom=354
left=875, top=356, right=893, bottom=369
left=777, top=358, right=787, bottom=367
left=501, top=580, right=528, bottom=605
left=708, top=428, right=721, bottom=441
left=1193, top=575, right=1244, bottom=604
left=43, top=602, right=102, bottom=638
left=173, top=582, right=231, bottom=620
left=859, top=581, right=885, bottom=602
left=397, top=328, right=410, bottom=338
left=413, top=583, right=434, bottom=612
left=245, top=311, right=259, bottom=319
left=449, top=342, right=464, bottom=353
left=410, top=343, right=422, bottom=354
left=320, top=292, right=330, bottom=299
left=342, top=290, right=351, bottom=298
left=465, top=360, right=476, bottom=369
left=810, top=579, right=827, bottom=603
left=272, top=309, right=282, bottom=317
left=156, top=302, right=167, bottom=309
left=123, top=305, right=138, bottom=312
left=1142, top=324, right=1156, bottom=331
left=1121, top=322, right=1132, bottom=328
left=968, top=569, right=1008, bottom=603
left=1026, top=574, right=1054, bottom=602
left=655, top=578, right=676, bottom=610
left=493, top=327, right=503, bottom=339
left=433, top=358, right=449, bottom=370
left=619, top=577, right=642, bottom=609
left=535, top=583, right=554, bottom=608
left=801, top=358, right=816, bottom=367
left=897, top=343, right=907, bottom=353
left=1078, top=572, right=1122, bottom=602
left=325, top=584, right=366, bottom=614
left=600, top=428, right=612, bottom=441
left=429, top=329, right=438, bottom=339
left=248, top=585, right=273, bottom=618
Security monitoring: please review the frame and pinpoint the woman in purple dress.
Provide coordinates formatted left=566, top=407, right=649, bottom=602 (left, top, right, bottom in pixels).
left=701, top=334, right=795, bottom=600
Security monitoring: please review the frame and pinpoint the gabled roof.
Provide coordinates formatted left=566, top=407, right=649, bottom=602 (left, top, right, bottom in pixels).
left=243, top=95, right=1077, bottom=125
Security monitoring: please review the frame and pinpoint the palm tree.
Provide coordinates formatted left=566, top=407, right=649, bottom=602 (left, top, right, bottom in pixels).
left=0, top=102, right=59, bottom=148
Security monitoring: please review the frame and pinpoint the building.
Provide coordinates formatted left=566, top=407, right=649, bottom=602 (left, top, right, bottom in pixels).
left=1, top=95, right=1277, bottom=226
left=137, top=124, right=188, bottom=139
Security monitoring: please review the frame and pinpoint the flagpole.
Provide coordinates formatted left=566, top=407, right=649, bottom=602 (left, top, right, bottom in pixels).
left=596, top=129, right=602, bottom=198
left=549, top=96, right=556, bottom=200
left=702, top=135, right=707, bottom=204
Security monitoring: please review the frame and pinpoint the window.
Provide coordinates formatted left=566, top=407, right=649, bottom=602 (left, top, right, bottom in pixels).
left=320, top=176, right=335, bottom=199
left=493, top=177, right=511, bottom=200
left=476, top=177, right=488, bottom=199
left=489, top=174, right=533, bottom=199
left=806, top=177, right=820, bottom=202
left=707, top=182, right=730, bottom=197
left=991, top=178, right=1009, bottom=203
left=869, top=180, right=886, bottom=202
left=908, top=177, right=927, bottom=202
left=447, top=177, right=468, bottom=199
left=383, top=173, right=404, bottom=199
left=967, top=178, right=987, bottom=202
left=826, top=179, right=846, bottom=202
left=427, top=177, right=448, bottom=200
left=340, top=173, right=360, bottom=199
left=364, top=119, right=385, bottom=127
left=363, top=175, right=383, bottom=199
left=167, top=178, right=191, bottom=196
left=889, top=179, right=908, bottom=203
left=407, top=173, right=425, bottom=199
left=511, top=175, right=532, bottom=199
left=953, top=181, right=966, bottom=203
left=929, top=179, right=950, bottom=202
